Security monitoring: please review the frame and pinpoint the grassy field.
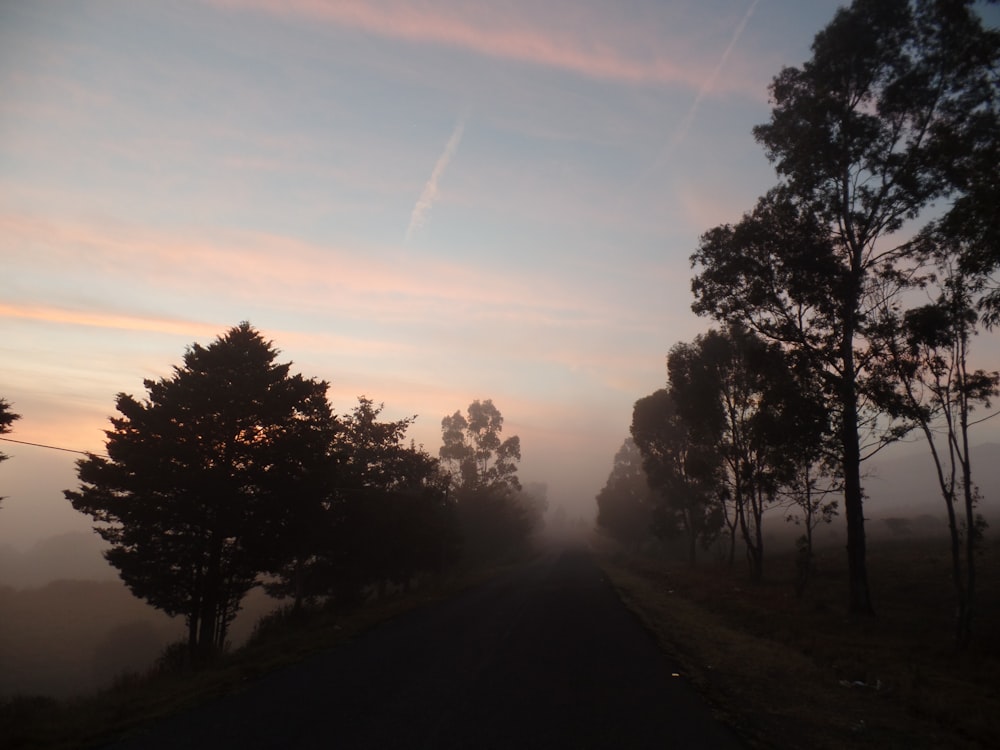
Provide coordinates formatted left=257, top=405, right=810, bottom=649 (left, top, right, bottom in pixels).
left=0, top=563, right=515, bottom=750
left=593, top=531, right=1000, bottom=749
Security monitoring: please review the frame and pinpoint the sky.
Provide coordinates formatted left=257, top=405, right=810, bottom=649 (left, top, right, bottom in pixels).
left=2, top=0, right=998, bottom=551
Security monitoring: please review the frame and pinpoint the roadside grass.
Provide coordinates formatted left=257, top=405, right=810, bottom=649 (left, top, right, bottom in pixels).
left=593, top=532, right=1000, bottom=750
left=0, top=562, right=517, bottom=750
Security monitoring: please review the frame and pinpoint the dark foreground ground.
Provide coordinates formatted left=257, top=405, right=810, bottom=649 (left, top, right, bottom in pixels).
left=107, top=546, right=744, bottom=749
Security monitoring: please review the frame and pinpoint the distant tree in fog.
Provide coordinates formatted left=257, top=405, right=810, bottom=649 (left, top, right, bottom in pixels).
left=631, top=389, right=722, bottom=565
left=596, top=438, right=655, bottom=548
left=668, top=327, right=827, bottom=580
left=440, top=400, right=533, bottom=562
left=66, top=323, right=335, bottom=663
left=0, top=397, right=21, bottom=505
left=440, top=399, right=521, bottom=494
left=870, top=259, right=999, bottom=647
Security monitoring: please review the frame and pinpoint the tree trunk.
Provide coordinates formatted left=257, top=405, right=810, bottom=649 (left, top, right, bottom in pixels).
left=841, top=370, right=874, bottom=615
left=196, top=539, right=222, bottom=663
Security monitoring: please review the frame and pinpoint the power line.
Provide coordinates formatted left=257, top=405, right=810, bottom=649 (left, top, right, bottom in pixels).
left=0, top=436, right=106, bottom=458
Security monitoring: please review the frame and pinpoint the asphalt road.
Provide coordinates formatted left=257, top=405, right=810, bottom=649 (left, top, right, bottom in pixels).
left=109, top=546, right=745, bottom=749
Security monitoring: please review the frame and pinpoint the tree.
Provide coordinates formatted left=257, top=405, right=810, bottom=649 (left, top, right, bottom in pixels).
left=595, top=438, right=656, bottom=548
left=0, top=398, right=21, bottom=506
left=691, top=0, right=999, bottom=614
left=440, top=399, right=521, bottom=494
left=333, top=398, right=458, bottom=600
left=440, top=399, right=526, bottom=562
left=873, top=259, right=998, bottom=647
left=66, top=323, right=335, bottom=661
left=630, top=389, right=722, bottom=565
left=668, top=327, right=826, bottom=579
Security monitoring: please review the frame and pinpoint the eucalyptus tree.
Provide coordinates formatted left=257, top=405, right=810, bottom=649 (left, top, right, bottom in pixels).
left=691, top=0, right=999, bottom=614
left=631, top=389, right=722, bottom=565
left=440, top=399, right=521, bottom=495
left=669, top=328, right=826, bottom=579
left=872, top=258, right=999, bottom=647
left=596, top=438, right=656, bottom=548
left=66, top=323, right=336, bottom=661
left=440, top=399, right=526, bottom=561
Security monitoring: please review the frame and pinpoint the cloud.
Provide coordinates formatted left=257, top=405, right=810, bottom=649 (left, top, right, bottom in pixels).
left=0, top=302, right=223, bottom=340
left=656, top=0, right=761, bottom=165
left=406, top=114, right=466, bottom=242
left=0, top=209, right=632, bottom=330
left=206, top=0, right=749, bottom=93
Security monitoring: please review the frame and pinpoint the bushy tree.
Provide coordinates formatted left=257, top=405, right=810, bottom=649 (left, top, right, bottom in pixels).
left=596, top=438, right=656, bottom=548
left=631, top=389, right=722, bottom=565
left=668, top=327, right=826, bottom=579
left=66, top=323, right=335, bottom=661
left=267, top=397, right=459, bottom=608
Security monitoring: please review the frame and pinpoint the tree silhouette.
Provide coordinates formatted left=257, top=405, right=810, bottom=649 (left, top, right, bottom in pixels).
left=631, top=389, right=721, bottom=565
left=440, top=399, right=521, bottom=494
left=691, top=0, right=999, bottom=615
left=440, top=400, right=528, bottom=562
left=872, top=258, right=999, bottom=647
left=596, top=438, right=655, bottom=549
left=668, top=327, right=826, bottom=579
left=0, top=398, right=21, bottom=506
left=66, top=323, right=335, bottom=662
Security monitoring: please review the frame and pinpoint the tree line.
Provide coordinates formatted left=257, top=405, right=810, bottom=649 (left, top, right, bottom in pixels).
left=598, top=0, right=999, bottom=649
left=41, top=322, right=542, bottom=663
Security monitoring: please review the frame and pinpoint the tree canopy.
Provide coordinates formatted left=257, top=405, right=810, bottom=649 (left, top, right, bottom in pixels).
left=690, top=0, right=1000, bottom=615
left=66, top=323, right=335, bottom=660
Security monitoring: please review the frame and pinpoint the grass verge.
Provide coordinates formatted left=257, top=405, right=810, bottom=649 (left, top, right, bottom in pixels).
left=0, top=562, right=518, bottom=750
left=592, top=533, right=1000, bottom=750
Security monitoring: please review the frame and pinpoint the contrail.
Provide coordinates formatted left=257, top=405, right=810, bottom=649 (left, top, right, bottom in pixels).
left=406, top=115, right=466, bottom=242
left=657, top=0, right=760, bottom=164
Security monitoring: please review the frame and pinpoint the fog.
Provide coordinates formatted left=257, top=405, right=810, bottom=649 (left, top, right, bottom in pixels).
left=1, top=437, right=996, bottom=700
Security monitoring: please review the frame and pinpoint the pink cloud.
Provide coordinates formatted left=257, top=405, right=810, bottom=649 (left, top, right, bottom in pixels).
left=207, top=0, right=751, bottom=93
left=0, top=210, right=626, bottom=329
left=0, top=302, right=223, bottom=340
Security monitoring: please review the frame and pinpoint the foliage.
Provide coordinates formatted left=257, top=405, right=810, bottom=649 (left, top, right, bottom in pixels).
left=267, top=397, right=460, bottom=608
left=872, top=258, right=999, bottom=646
left=630, top=389, right=722, bottom=564
left=66, top=323, right=336, bottom=661
left=690, top=0, right=999, bottom=615
left=440, top=399, right=521, bottom=494
left=596, top=438, right=656, bottom=547
left=668, top=327, right=828, bottom=579
left=0, top=398, right=21, bottom=505
left=440, top=399, right=533, bottom=562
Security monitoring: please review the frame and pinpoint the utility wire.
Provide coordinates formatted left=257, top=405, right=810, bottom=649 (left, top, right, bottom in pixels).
left=0, top=436, right=106, bottom=458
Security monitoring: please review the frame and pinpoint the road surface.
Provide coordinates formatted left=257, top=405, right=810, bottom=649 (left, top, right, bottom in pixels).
left=109, top=546, right=745, bottom=749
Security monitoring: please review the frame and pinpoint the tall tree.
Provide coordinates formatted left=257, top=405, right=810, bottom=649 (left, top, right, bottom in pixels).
left=691, top=0, right=999, bottom=614
left=596, top=438, right=656, bottom=548
left=873, top=259, right=999, bottom=647
left=66, top=323, right=335, bottom=661
left=440, top=399, right=521, bottom=494
left=0, top=398, right=21, bottom=506
left=668, top=328, right=826, bottom=579
left=631, top=389, right=722, bottom=565
left=440, top=399, right=526, bottom=562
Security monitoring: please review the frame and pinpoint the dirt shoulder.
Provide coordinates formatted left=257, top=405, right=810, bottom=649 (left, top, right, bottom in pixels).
left=592, top=534, right=1000, bottom=750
